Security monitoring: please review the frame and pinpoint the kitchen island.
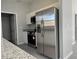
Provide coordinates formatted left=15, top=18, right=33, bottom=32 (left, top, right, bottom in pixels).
left=1, top=38, right=37, bottom=59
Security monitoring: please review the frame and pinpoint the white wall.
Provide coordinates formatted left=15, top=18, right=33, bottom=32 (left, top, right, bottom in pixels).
left=59, top=0, right=73, bottom=59
left=1, top=0, right=29, bottom=45
left=72, top=0, right=77, bottom=44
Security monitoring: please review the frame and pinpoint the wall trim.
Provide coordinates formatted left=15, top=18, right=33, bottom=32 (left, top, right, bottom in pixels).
left=17, top=41, right=25, bottom=45
left=64, top=51, right=73, bottom=59
left=1, top=11, right=18, bottom=45
left=1, top=11, right=16, bottom=14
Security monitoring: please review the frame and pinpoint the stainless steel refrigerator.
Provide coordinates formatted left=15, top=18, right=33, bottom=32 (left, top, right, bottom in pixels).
left=36, top=7, right=59, bottom=59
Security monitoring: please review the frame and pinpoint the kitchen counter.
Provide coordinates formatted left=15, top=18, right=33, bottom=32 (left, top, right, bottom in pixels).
left=1, top=38, right=37, bottom=59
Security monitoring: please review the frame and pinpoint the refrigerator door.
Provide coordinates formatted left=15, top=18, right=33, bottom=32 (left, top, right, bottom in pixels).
left=42, top=8, right=56, bottom=59
left=36, top=7, right=59, bottom=59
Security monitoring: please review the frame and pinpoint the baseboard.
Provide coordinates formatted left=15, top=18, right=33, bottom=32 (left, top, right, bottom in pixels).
left=64, top=51, right=73, bottom=59
left=17, top=41, right=25, bottom=45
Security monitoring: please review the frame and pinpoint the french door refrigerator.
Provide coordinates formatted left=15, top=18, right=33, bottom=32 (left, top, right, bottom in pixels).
left=36, top=7, right=59, bottom=59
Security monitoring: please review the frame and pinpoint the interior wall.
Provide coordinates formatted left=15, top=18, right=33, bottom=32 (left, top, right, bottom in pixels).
left=1, top=0, right=29, bottom=45
left=59, top=0, right=73, bottom=58
left=72, top=0, right=77, bottom=44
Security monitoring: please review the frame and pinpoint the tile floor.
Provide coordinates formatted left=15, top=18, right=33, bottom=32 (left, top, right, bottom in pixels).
left=18, top=44, right=50, bottom=59
left=18, top=42, right=77, bottom=59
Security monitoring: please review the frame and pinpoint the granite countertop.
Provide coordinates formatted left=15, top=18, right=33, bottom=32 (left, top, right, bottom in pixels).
left=1, top=38, right=37, bottom=59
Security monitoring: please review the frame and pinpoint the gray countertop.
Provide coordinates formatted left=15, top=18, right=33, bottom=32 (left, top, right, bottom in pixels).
left=1, top=38, right=37, bottom=59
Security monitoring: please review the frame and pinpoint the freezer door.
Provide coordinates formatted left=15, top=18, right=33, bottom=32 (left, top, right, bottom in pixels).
left=36, top=16, right=44, bottom=54
left=37, top=32, right=44, bottom=54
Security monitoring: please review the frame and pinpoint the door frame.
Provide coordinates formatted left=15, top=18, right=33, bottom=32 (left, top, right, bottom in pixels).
left=1, top=12, right=17, bottom=45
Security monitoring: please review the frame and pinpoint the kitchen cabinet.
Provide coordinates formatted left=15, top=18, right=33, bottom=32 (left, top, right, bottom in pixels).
left=26, top=13, right=35, bottom=24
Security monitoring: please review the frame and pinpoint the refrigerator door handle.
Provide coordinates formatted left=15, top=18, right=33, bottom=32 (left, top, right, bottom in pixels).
left=41, top=19, right=44, bottom=37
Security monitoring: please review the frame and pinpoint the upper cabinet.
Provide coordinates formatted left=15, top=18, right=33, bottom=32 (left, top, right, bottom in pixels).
left=26, top=12, right=36, bottom=24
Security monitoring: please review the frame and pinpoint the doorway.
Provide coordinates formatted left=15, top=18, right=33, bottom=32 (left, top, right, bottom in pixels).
left=1, top=13, right=17, bottom=44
